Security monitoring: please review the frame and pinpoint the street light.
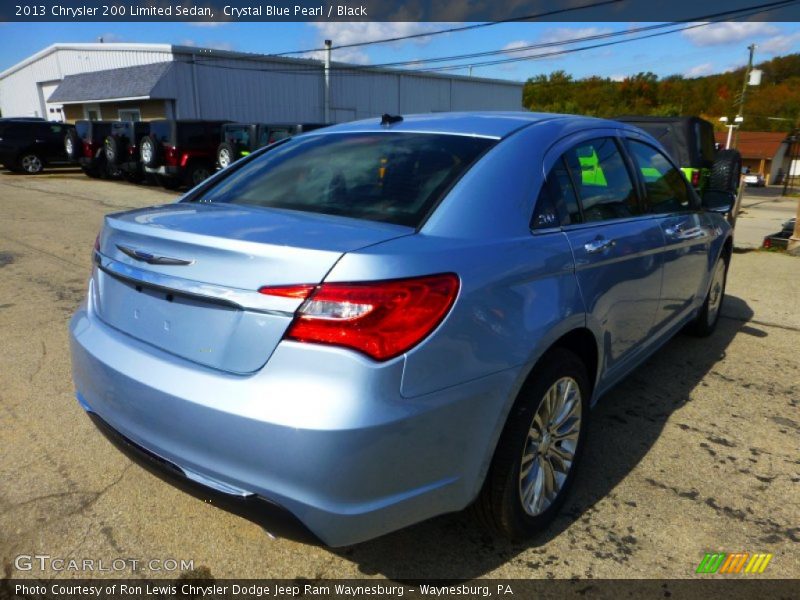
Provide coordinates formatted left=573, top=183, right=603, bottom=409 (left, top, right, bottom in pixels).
left=719, top=115, right=743, bottom=150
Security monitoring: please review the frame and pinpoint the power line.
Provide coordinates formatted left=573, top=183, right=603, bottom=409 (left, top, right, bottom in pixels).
left=185, top=0, right=796, bottom=78
left=270, top=0, right=624, bottom=56
left=360, top=0, right=799, bottom=71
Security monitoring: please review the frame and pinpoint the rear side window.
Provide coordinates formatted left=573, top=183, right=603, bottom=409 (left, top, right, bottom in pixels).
left=265, top=127, right=292, bottom=144
left=627, top=140, right=692, bottom=213
left=197, top=132, right=495, bottom=227
left=533, top=158, right=581, bottom=228
left=563, top=138, right=639, bottom=222
left=225, top=126, right=251, bottom=145
left=178, top=123, right=208, bottom=146
left=0, top=124, right=25, bottom=138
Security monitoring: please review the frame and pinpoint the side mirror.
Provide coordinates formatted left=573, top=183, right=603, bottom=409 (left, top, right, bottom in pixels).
left=702, top=190, right=735, bottom=213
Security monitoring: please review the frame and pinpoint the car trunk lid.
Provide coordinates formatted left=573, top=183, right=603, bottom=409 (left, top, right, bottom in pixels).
left=92, top=202, right=412, bottom=373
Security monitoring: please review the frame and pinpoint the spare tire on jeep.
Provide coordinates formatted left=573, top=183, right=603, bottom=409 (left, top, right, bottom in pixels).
left=709, top=149, right=742, bottom=194
left=139, top=135, right=162, bottom=168
left=104, top=135, right=123, bottom=166
left=64, top=130, right=81, bottom=161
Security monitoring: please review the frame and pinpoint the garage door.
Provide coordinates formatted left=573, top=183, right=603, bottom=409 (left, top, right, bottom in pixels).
left=39, top=81, right=65, bottom=122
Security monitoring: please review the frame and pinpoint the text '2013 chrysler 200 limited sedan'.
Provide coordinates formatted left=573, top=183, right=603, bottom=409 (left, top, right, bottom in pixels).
left=70, top=112, right=734, bottom=546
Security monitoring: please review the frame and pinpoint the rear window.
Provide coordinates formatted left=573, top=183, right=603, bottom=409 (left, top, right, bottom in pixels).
left=75, top=122, right=91, bottom=139
left=110, top=122, right=133, bottom=138
left=196, top=132, right=495, bottom=227
left=149, top=121, right=174, bottom=144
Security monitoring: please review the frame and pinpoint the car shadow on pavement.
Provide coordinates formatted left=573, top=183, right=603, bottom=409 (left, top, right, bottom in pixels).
left=331, top=295, right=761, bottom=580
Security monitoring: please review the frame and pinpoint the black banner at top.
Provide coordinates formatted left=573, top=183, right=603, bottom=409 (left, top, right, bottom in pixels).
left=2, top=0, right=800, bottom=22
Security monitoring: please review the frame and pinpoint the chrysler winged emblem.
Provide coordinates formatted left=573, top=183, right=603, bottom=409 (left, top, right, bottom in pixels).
left=116, top=245, right=194, bottom=266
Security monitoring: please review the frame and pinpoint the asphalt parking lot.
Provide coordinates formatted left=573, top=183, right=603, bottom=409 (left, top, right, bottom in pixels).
left=1, top=169, right=798, bottom=580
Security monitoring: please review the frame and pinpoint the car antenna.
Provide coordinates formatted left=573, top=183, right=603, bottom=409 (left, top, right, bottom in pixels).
left=381, top=114, right=403, bottom=126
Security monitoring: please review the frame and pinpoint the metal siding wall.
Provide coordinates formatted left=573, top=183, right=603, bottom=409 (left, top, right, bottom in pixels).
left=450, top=79, right=523, bottom=111
left=399, top=75, right=452, bottom=113
left=187, top=56, right=323, bottom=122
left=0, top=46, right=523, bottom=121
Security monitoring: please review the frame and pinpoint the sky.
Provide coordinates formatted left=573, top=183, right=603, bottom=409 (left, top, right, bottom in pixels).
left=1, top=21, right=799, bottom=80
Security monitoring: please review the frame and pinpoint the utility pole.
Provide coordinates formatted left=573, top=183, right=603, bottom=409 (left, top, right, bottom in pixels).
left=323, top=39, right=332, bottom=124
left=733, top=43, right=756, bottom=149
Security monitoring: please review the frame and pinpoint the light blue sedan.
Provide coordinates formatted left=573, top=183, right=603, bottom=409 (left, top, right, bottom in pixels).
left=70, top=112, right=734, bottom=546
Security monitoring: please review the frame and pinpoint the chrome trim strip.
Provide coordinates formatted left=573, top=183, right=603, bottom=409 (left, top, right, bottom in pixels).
left=96, top=254, right=299, bottom=316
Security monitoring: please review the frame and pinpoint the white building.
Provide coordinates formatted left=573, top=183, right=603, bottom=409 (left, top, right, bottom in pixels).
left=0, top=43, right=523, bottom=123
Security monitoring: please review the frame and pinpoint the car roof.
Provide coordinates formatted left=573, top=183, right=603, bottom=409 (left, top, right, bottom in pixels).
left=309, top=111, right=613, bottom=139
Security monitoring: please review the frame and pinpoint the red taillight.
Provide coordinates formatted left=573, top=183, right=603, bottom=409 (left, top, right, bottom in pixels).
left=258, top=284, right=315, bottom=299
left=763, top=238, right=772, bottom=249
left=165, top=146, right=179, bottom=167
left=261, top=274, right=460, bottom=361
left=180, top=153, right=190, bottom=168
left=691, top=170, right=700, bottom=186
left=82, top=141, right=93, bottom=158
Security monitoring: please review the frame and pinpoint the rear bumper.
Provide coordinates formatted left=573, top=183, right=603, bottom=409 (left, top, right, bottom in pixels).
left=85, top=408, right=321, bottom=544
left=69, top=301, right=519, bottom=546
left=143, top=165, right=180, bottom=176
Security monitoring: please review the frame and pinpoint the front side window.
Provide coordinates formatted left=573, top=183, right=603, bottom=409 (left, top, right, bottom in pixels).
left=627, top=140, right=692, bottom=213
left=563, top=138, right=639, bottom=222
left=196, top=132, right=495, bottom=228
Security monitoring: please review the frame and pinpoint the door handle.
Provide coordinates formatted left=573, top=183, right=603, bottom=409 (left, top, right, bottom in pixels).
left=584, top=237, right=616, bottom=254
left=665, top=223, right=685, bottom=237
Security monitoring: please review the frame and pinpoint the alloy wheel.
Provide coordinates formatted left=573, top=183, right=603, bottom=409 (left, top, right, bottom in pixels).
left=519, top=376, right=582, bottom=516
left=21, top=154, right=43, bottom=174
left=707, top=260, right=726, bottom=326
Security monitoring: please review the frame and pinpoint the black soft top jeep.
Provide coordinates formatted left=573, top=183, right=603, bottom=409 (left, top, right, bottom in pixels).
left=615, top=115, right=742, bottom=199
left=140, top=119, right=230, bottom=190
left=216, top=122, right=329, bottom=169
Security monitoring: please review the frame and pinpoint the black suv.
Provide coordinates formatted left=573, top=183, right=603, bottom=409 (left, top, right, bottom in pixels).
left=65, top=121, right=120, bottom=179
left=216, top=122, right=328, bottom=169
left=103, top=121, right=151, bottom=183
left=0, top=120, right=74, bottom=174
left=139, top=120, right=229, bottom=190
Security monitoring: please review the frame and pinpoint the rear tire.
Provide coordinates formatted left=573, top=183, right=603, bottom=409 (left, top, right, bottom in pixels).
left=186, top=162, right=213, bottom=187
left=64, top=130, right=81, bottom=162
left=139, top=135, right=161, bottom=168
left=474, top=348, right=589, bottom=540
left=686, top=255, right=729, bottom=337
left=104, top=135, right=123, bottom=167
left=709, top=149, right=741, bottom=194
